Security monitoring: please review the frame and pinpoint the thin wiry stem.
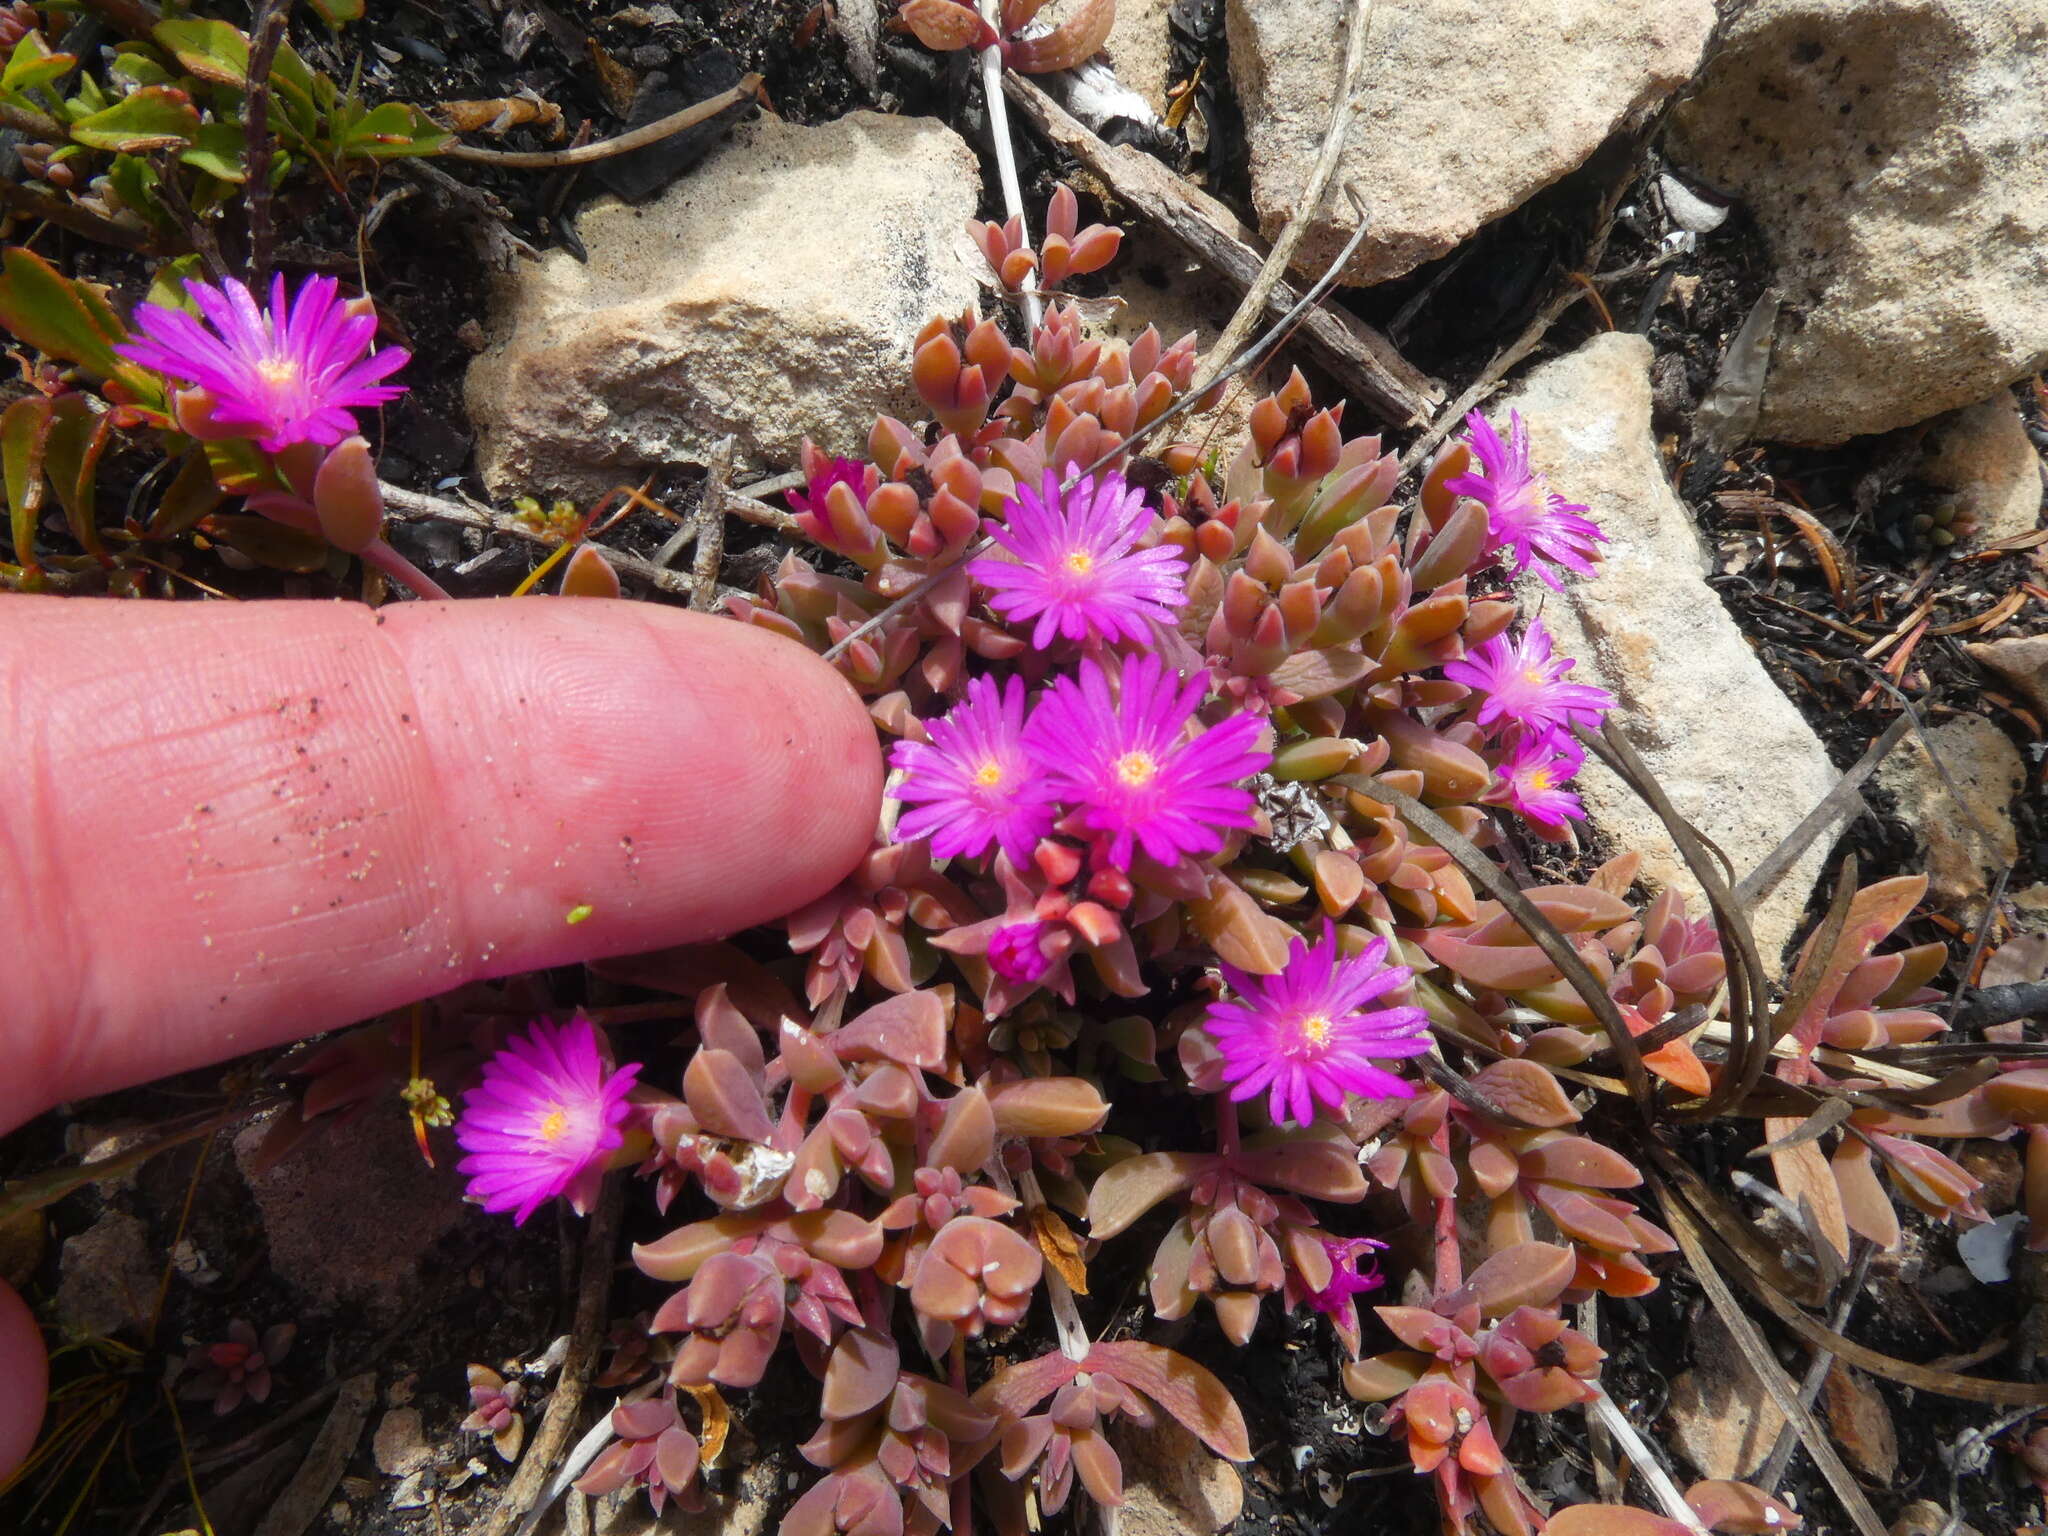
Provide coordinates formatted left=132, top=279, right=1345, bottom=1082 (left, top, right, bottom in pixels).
left=977, top=1, right=1041, bottom=333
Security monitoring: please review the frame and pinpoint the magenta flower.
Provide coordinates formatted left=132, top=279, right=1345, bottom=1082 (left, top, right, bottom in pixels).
left=1483, top=727, right=1588, bottom=840
left=455, top=1015, right=640, bottom=1225
left=1304, top=1234, right=1387, bottom=1319
left=1022, top=653, right=1266, bottom=870
left=786, top=455, right=869, bottom=518
left=988, top=920, right=1053, bottom=985
left=1446, top=411, right=1606, bottom=591
left=969, top=469, right=1187, bottom=649
left=1442, top=619, right=1615, bottom=738
left=1205, top=922, right=1429, bottom=1128
left=890, top=674, right=1055, bottom=866
left=118, top=273, right=409, bottom=453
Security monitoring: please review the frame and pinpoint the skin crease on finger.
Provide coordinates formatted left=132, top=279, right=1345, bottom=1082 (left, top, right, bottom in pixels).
left=0, top=595, right=884, bottom=1135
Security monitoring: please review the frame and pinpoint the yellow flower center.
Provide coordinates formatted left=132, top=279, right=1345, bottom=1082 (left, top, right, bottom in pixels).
left=1300, top=1014, right=1334, bottom=1047
left=973, top=759, right=1005, bottom=788
left=1113, top=751, right=1159, bottom=787
left=1522, top=667, right=1548, bottom=686
left=537, top=1106, right=569, bottom=1142
left=1064, top=550, right=1095, bottom=575
left=1526, top=768, right=1554, bottom=793
left=256, top=358, right=300, bottom=389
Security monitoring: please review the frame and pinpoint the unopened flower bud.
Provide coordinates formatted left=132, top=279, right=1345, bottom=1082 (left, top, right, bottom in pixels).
left=311, top=436, right=383, bottom=552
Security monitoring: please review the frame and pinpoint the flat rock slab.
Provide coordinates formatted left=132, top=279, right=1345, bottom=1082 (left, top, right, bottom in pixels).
left=468, top=111, right=984, bottom=500
left=1875, top=714, right=2024, bottom=911
left=1227, top=0, right=1714, bottom=287
left=1668, top=0, right=2048, bottom=445
left=1504, top=333, right=1840, bottom=964
left=1921, top=393, right=2047, bottom=547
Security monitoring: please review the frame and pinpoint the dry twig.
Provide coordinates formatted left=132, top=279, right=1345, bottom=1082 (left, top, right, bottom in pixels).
left=1194, top=0, right=1375, bottom=391
left=690, top=435, right=735, bottom=612
left=440, top=75, right=761, bottom=168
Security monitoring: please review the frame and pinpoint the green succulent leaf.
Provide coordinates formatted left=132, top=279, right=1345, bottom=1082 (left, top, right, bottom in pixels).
left=180, top=119, right=247, bottom=181
left=150, top=18, right=251, bottom=85
left=3, top=30, right=76, bottom=94
left=330, top=98, right=453, bottom=160
left=0, top=247, right=131, bottom=379
left=307, top=0, right=366, bottom=24
left=1, top=395, right=51, bottom=571
left=70, top=84, right=201, bottom=152
left=40, top=394, right=109, bottom=559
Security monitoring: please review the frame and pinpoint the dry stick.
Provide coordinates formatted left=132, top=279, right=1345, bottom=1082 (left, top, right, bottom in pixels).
left=1752, top=1238, right=1877, bottom=1494
left=1584, top=1387, right=1711, bottom=1536
left=690, top=434, right=735, bottom=612
left=1576, top=1302, right=1623, bottom=1504
left=1732, top=713, right=1911, bottom=910
left=1003, top=74, right=1437, bottom=427
left=478, top=1178, right=622, bottom=1536
left=977, top=0, right=1041, bottom=333
left=1192, top=0, right=1375, bottom=392
left=1657, top=1186, right=1891, bottom=1536
left=439, top=75, right=761, bottom=168
left=0, top=99, right=64, bottom=140
left=379, top=480, right=697, bottom=599
left=0, top=181, right=155, bottom=251
left=819, top=189, right=1387, bottom=666
left=241, top=0, right=292, bottom=282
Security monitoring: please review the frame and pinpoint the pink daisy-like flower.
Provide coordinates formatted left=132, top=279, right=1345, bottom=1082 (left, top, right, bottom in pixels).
left=1483, top=727, right=1588, bottom=840
left=455, top=1015, right=640, bottom=1225
left=1446, top=411, right=1606, bottom=591
left=969, top=469, right=1187, bottom=649
left=119, top=273, right=408, bottom=453
left=890, top=674, right=1056, bottom=866
left=1442, top=619, right=1615, bottom=738
left=1022, top=653, right=1266, bottom=870
left=1205, top=922, right=1429, bottom=1128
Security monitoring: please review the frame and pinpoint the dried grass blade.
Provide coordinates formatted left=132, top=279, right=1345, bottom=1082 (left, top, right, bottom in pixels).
left=1659, top=1173, right=2048, bottom=1405
left=1750, top=1097, right=1854, bottom=1157
left=1336, top=773, right=1655, bottom=1114
left=1734, top=716, right=1908, bottom=911
left=1652, top=1180, right=1888, bottom=1536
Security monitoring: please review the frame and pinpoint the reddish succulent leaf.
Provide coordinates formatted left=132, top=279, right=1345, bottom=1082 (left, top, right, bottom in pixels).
left=1234, top=1134, right=1367, bottom=1202
left=972, top=1350, right=1082, bottom=1420
left=683, top=1048, right=774, bottom=1143
left=835, top=990, right=947, bottom=1066
left=1545, top=1507, right=1695, bottom=1536
left=986, top=1076, right=1108, bottom=1138
left=633, top=1213, right=772, bottom=1281
left=1984, top=1069, right=2048, bottom=1126
left=1084, top=1341, right=1251, bottom=1461
left=1340, top=1350, right=1430, bottom=1402
left=1468, top=1058, right=1581, bottom=1128
left=1417, top=933, right=1561, bottom=991
left=929, top=1086, right=996, bottom=1173
left=1828, top=1134, right=1900, bottom=1251
left=785, top=1209, right=885, bottom=1268
left=1269, top=646, right=1373, bottom=702
left=821, top=1328, right=900, bottom=1421
left=1188, top=872, right=1295, bottom=975
left=1766, top=1117, right=1853, bottom=1261
left=1781, top=876, right=1927, bottom=1064
left=1459, top=1241, right=1575, bottom=1318
left=1003, top=0, right=1114, bottom=72
left=1518, top=1134, right=1643, bottom=1190
left=1086, top=1152, right=1207, bottom=1238
left=1686, top=1479, right=1805, bottom=1534
left=899, top=0, right=998, bottom=51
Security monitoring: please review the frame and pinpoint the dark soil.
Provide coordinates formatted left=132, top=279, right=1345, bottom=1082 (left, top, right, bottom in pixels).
left=4, top=3, right=2045, bottom=1536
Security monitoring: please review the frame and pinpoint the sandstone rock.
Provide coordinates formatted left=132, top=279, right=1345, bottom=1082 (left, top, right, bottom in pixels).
left=1875, top=714, right=2024, bottom=910
left=373, top=1407, right=432, bottom=1477
left=234, top=1104, right=464, bottom=1320
left=1966, top=633, right=2048, bottom=721
left=468, top=112, right=984, bottom=500
left=1112, top=1415, right=1243, bottom=1536
left=1667, top=1314, right=1786, bottom=1481
left=1105, top=0, right=1174, bottom=115
left=1503, top=333, right=1840, bottom=963
left=1819, top=1362, right=1898, bottom=1483
left=1226, top=0, right=1714, bottom=287
left=55, top=1210, right=156, bottom=1339
left=1921, top=394, right=2046, bottom=546
left=1668, top=0, right=2048, bottom=445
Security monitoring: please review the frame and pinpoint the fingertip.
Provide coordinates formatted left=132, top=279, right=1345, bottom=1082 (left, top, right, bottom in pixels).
left=0, top=1281, right=46, bottom=1482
